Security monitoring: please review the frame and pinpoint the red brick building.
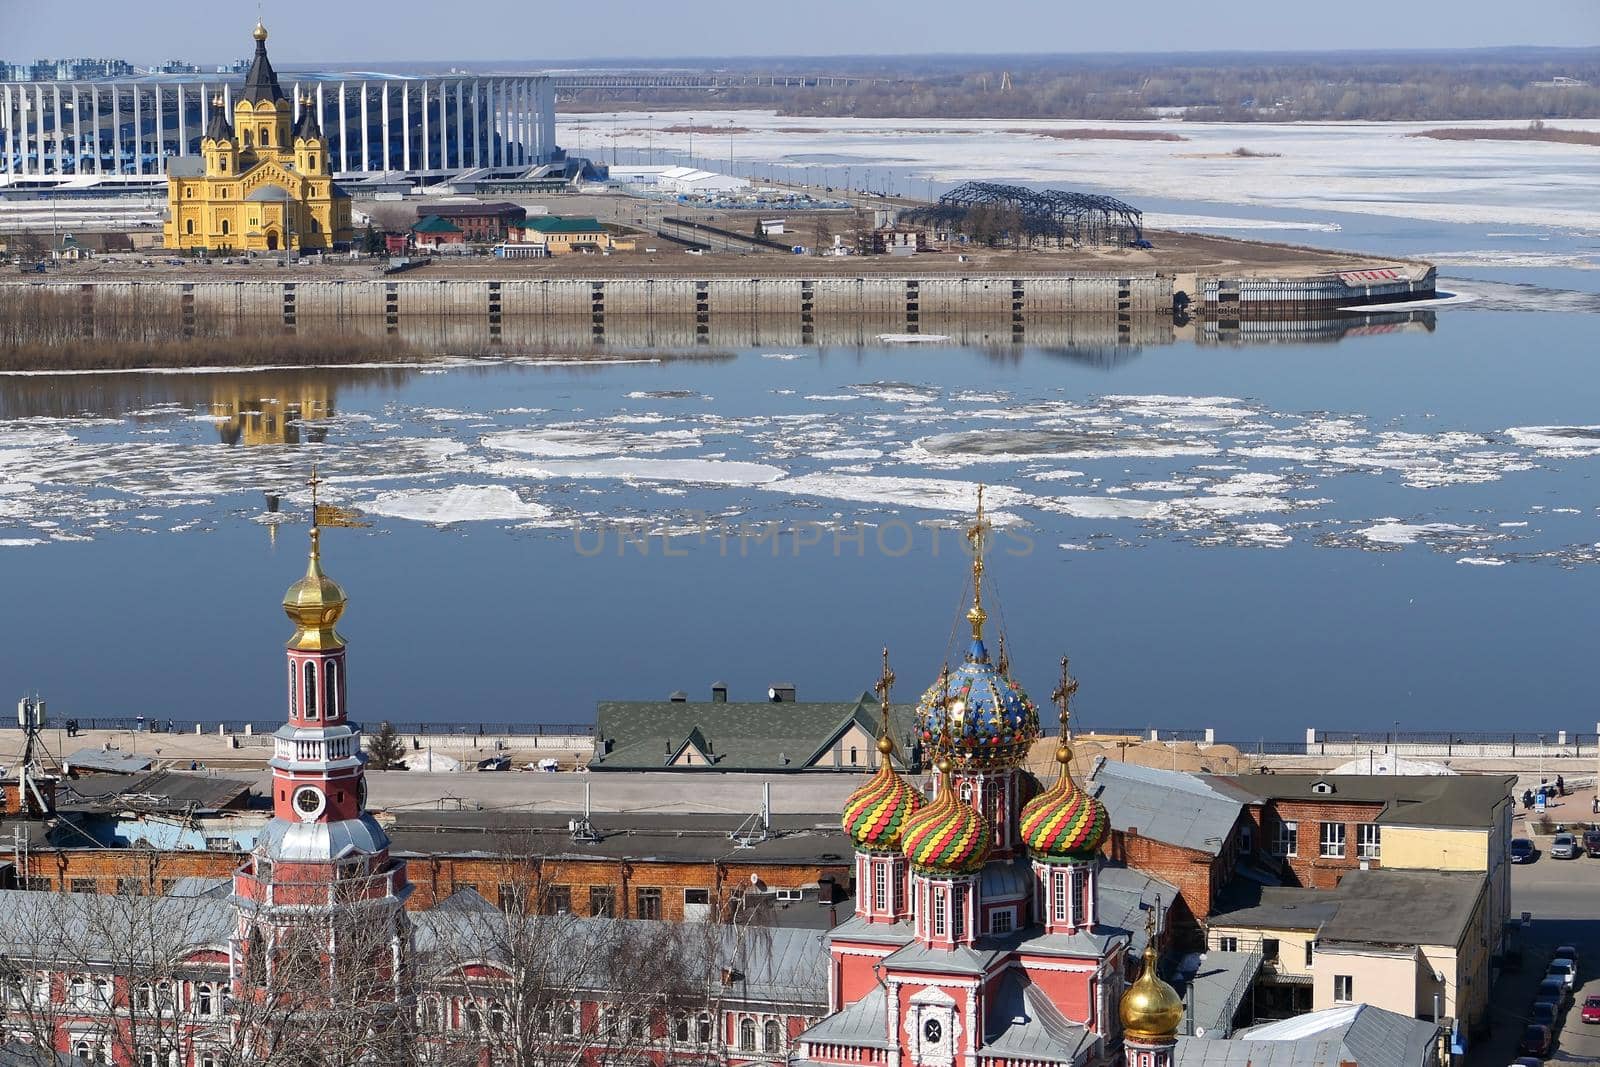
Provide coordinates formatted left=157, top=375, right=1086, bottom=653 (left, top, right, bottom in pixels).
left=415, top=201, right=526, bottom=241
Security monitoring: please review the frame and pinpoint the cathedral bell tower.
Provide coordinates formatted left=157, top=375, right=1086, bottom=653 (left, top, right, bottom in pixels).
left=231, top=469, right=412, bottom=1043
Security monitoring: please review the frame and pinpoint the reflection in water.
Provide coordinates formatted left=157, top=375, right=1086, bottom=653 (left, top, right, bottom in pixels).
left=211, top=381, right=335, bottom=447
left=0, top=309, right=1436, bottom=424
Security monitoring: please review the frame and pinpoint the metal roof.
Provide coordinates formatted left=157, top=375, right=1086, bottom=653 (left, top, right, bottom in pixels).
left=1232, top=773, right=1514, bottom=830
left=64, top=748, right=153, bottom=774
left=0, top=889, right=234, bottom=964
left=61, top=770, right=254, bottom=813
left=593, top=694, right=920, bottom=773
left=1088, top=759, right=1250, bottom=856
left=1315, top=869, right=1482, bottom=949
left=411, top=214, right=462, bottom=233
left=801, top=987, right=891, bottom=1048
left=517, top=216, right=606, bottom=234
left=1173, top=1004, right=1442, bottom=1066
left=1172, top=950, right=1262, bottom=1038
left=983, top=970, right=1094, bottom=1063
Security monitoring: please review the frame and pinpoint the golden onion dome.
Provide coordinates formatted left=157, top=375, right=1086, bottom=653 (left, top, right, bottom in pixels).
left=1119, top=942, right=1184, bottom=1043
left=841, top=735, right=923, bottom=853
left=283, top=527, right=346, bottom=651
left=253, top=20, right=269, bottom=42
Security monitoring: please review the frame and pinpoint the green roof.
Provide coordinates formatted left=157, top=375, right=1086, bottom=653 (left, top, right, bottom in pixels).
left=592, top=693, right=923, bottom=773
left=411, top=215, right=462, bottom=233
left=516, top=216, right=605, bottom=234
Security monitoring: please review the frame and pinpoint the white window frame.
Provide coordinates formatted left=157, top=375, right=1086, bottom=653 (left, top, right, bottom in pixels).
left=991, top=908, right=1015, bottom=935
left=873, top=861, right=887, bottom=913
left=1320, top=821, right=1346, bottom=859
left=1357, top=823, right=1381, bottom=860
left=1334, top=974, right=1353, bottom=1003
left=1274, top=819, right=1299, bottom=858
left=1218, top=935, right=1239, bottom=952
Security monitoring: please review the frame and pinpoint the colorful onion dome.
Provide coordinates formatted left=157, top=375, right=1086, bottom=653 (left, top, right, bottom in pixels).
left=916, top=638, right=1041, bottom=771
left=901, top=759, right=993, bottom=876
left=842, top=736, right=923, bottom=853
left=1018, top=740, right=1109, bottom=864
left=1120, top=940, right=1184, bottom=1042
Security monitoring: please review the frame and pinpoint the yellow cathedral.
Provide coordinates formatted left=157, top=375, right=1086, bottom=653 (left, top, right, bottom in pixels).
left=164, top=22, right=352, bottom=253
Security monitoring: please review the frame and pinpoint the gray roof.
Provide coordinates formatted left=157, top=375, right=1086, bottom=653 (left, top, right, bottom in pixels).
left=802, top=986, right=891, bottom=1048
left=1232, top=773, right=1515, bottom=830
left=1209, top=886, right=1341, bottom=932
left=0, top=1041, right=76, bottom=1067
left=61, top=770, right=254, bottom=813
left=1097, top=865, right=1178, bottom=959
left=1088, top=760, right=1251, bottom=856
left=1172, top=951, right=1262, bottom=1038
left=1174, top=1004, right=1441, bottom=1066
left=1315, top=869, right=1483, bottom=949
left=982, top=970, right=1095, bottom=1063
left=412, top=898, right=828, bottom=1008
left=384, top=810, right=855, bottom=872
left=0, top=889, right=233, bottom=964
left=593, top=694, right=921, bottom=773
left=65, top=748, right=153, bottom=774
left=166, top=156, right=206, bottom=177
left=245, top=183, right=294, bottom=202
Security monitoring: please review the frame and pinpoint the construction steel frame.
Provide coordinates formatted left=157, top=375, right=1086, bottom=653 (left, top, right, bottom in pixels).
left=911, top=181, right=1143, bottom=248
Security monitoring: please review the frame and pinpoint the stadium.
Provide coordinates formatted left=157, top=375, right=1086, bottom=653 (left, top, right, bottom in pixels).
left=1, top=69, right=560, bottom=190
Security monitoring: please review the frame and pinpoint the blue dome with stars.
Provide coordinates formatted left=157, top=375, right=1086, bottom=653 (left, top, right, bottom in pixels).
left=917, top=636, right=1041, bottom=771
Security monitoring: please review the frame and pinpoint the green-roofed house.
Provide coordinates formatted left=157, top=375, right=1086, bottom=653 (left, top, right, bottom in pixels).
left=591, top=688, right=922, bottom=773
left=411, top=214, right=465, bottom=251
left=505, top=215, right=633, bottom=255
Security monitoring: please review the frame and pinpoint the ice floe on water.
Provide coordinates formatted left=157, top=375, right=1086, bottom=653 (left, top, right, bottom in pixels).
left=362, top=485, right=553, bottom=525
left=6, top=369, right=1600, bottom=568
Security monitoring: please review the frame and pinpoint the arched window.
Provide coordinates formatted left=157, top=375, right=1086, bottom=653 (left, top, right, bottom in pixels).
left=327, top=660, right=340, bottom=719
left=261, top=127, right=271, bottom=146
left=220, top=218, right=229, bottom=235
left=311, top=217, right=321, bottom=233
left=739, top=1018, right=756, bottom=1051
left=304, top=661, right=318, bottom=719
left=196, top=983, right=213, bottom=1016
left=136, top=982, right=154, bottom=1012
left=73, top=1043, right=91, bottom=1063
left=696, top=1012, right=713, bottom=1044
left=673, top=1014, right=690, bottom=1044
left=242, top=129, right=252, bottom=147
left=246, top=928, right=265, bottom=986
left=764, top=1019, right=782, bottom=1052
left=309, top=154, right=317, bottom=170
left=628, top=1010, right=646, bottom=1040
left=849, top=745, right=858, bottom=766
left=200, top=1054, right=217, bottom=1067
left=185, top=219, right=194, bottom=235
left=562, top=1005, right=578, bottom=1036
left=219, top=158, right=227, bottom=174
left=490, top=1002, right=506, bottom=1034
left=422, top=997, right=440, bottom=1030
left=465, top=1005, right=482, bottom=1032
left=288, top=661, right=297, bottom=715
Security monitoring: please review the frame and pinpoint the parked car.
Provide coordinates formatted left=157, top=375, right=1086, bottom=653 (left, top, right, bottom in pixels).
left=1582, top=994, right=1600, bottom=1023
left=1556, top=944, right=1582, bottom=969
left=1531, top=999, right=1561, bottom=1029
left=1536, top=976, right=1570, bottom=1008
left=1549, top=958, right=1579, bottom=989
left=1511, top=838, right=1537, bottom=863
left=1583, top=829, right=1600, bottom=856
left=1520, top=1024, right=1554, bottom=1057
left=476, top=755, right=511, bottom=772
left=1551, top=833, right=1579, bottom=859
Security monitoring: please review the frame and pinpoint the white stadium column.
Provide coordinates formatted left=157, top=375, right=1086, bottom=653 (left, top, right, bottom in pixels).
left=543, top=80, right=555, bottom=163
left=53, top=85, right=64, bottom=174
left=72, top=86, right=83, bottom=172
left=176, top=83, right=185, bottom=159
left=111, top=84, right=122, bottom=177
left=293, top=83, right=301, bottom=126
left=486, top=80, right=496, bottom=166
left=360, top=81, right=370, bottom=172
left=471, top=81, right=481, bottom=167
left=2, top=86, right=12, bottom=177
left=420, top=80, right=429, bottom=172
left=316, top=84, right=325, bottom=154
left=381, top=82, right=390, bottom=171
left=35, top=84, right=47, bottom=175
left=338, top=82, right=348, bottom=172
left=89, top=86, right=99, bottom=174
left=154, top=85, right=164, bottom=173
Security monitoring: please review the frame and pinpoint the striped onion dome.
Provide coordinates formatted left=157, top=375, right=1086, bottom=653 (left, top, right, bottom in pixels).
left=901, top=760, right=993, bottom=876
left=842, top=737, right=924, bottom=853
left=1018, top=742, right=1110, bottom=864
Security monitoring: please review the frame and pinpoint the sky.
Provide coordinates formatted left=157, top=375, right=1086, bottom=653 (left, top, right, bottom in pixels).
left=1, top=0, right=1597, bottom=63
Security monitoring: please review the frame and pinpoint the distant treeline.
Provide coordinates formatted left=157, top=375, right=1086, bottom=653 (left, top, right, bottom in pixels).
left=556, top=48, right=1600, bottom=121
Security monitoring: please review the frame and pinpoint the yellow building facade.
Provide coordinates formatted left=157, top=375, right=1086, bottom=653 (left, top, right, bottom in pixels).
left=163, top=22, right=352, bottom=254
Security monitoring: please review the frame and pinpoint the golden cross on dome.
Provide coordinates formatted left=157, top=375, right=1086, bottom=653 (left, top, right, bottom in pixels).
left=1146, top=896, right=1160, bottom=943
left=306, top=463, right=323, bottom=556
left=996, top=633, right=1009, bottom=675
left=874, top=646, right=895, bottom=737
left=1052, top=656, right=1078, bottom=738
left=965, top=484, right=990, bottom=641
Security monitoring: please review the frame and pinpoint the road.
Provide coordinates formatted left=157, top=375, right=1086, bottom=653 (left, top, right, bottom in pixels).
left=1468, top=851, right=1600, bottom=1065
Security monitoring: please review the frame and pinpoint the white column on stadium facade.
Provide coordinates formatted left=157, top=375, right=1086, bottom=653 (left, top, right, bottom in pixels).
left=512, top=79, right=522, bottom=165
left=223, top=82, right=231, bottom=111
left=420, top=80, right=429, bottom=172
left=498, top=79, right=508, bottom=166
left=134, top=84, right=144, bottom=174
left=111, top=84, right=123, bottom=177
left=2, top=86, right=13, bottom=177
left=292, top=83, right=301, bottom=126
left=89, top=86, right=99, bottom=174
left=155, top=85, right=165, bottom=173
left=34, top=84, right=46, bottom=175
left=338, top=82, right=348, bottom=172
left=72, top=86, right=83, bottom=173
left=315, top=83, right=325, bottom=155
left=381, top=82, right=390, bottom=171
left=176, top=83, right=185, bottom=159
left=520, top=78, right=530, bottom=163
left=53, top=85, right=64, bottom=173
left=485, top=80, right=496, bottom=166
left=400, top=81, right=410, bottom=171
left=360, top=81, right=370, bottom=172
left=19, top=88, right=30, bottom=177
left=543, top=80, right=556, bottom=163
